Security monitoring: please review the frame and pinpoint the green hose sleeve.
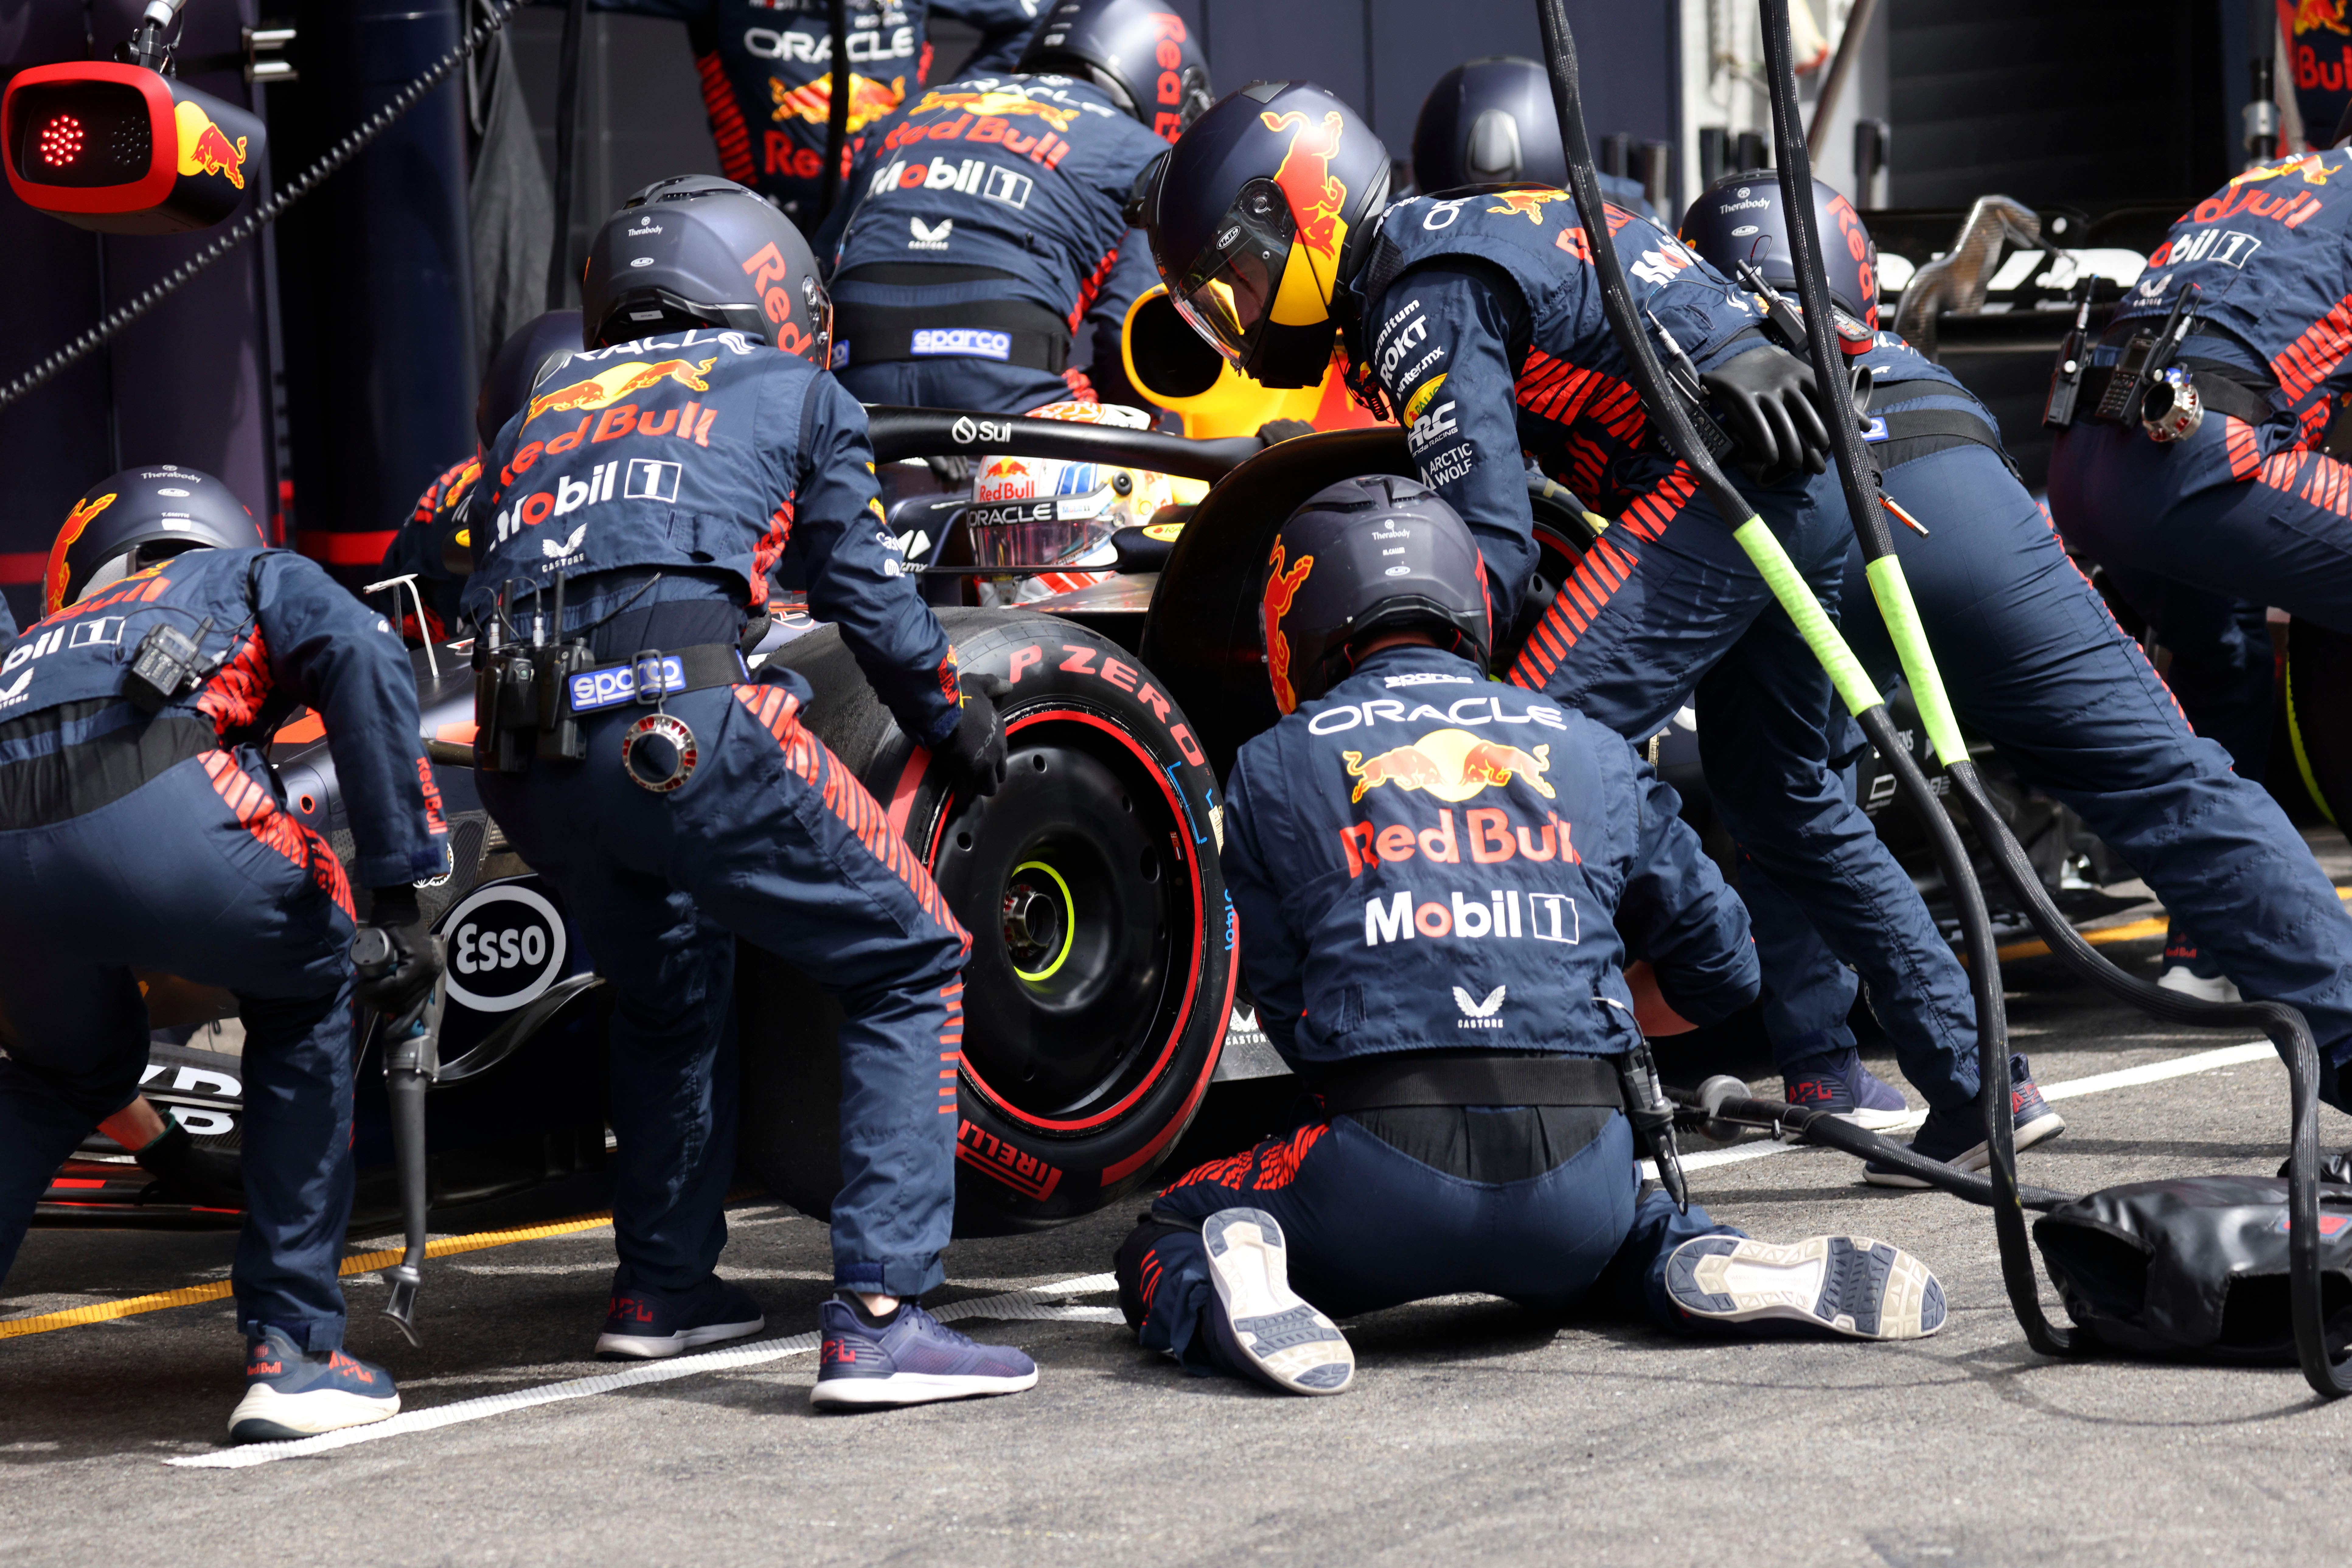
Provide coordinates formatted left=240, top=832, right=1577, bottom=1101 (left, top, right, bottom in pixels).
left=1863, top=554, right=1968, bottom=768
left=1730, top=517, right=1881, bottom=717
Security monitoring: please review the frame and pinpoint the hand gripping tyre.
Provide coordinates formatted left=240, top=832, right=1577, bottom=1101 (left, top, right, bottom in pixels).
left=736, top=607, right=1237, bottom=1234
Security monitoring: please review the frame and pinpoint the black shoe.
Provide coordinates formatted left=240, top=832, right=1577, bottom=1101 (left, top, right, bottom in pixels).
left=1864, top=1055, right=2064, bottom=1188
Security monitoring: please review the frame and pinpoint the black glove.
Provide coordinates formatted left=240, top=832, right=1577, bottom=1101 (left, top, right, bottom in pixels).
left=1256, top=419, right=1316, bottom=447
left=353, top=887, right=442, bottom=1015
left=938, top=685, right=1008, bottom=798
left=1699, top=346, right=1832, bottom=481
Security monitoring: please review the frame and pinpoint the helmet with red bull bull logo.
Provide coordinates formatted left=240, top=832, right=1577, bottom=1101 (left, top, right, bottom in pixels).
left=582, top=175, right=832, bottom=368
left=1260, top=474, right=1490, bottom=714
left=46, top=465, right=265, bottom=615
left=1679, top=171, right=1881, bottom=338
left=1018, top=0, right=1213, bottom=142
left=1141, top=81, right=1393, bottom=389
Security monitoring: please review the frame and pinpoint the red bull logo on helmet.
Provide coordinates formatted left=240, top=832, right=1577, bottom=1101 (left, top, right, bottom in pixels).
left=1263, top=541, right=1316, bottom=713
left=526, top=358, right=718, bottom=424
left=175, top=100, right=247, bottom=190
left=975, top=457, right=1037, bottom=503
left=1260, top=108, right=1350, bottom=327
left=1342, top=728, right=1553, bottom=804
left=45, top=491, right=116, bottom=615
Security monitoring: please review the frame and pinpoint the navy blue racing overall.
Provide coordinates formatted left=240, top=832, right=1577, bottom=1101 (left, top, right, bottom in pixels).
left=816, top=72, right=1168, bottom=412
left=1352, top=191, right=1985, bottom=1113
left=1116, top=645, right=1751, bottom=1374
left=467, top=328, right=972, bottom=1301
left=2050, top=150, right=2352, bottom=781
left=591, top=0, right=1043, bottom=228
left=0, top=548, right=447, bottom=1350
left=1741, top=330, right=2352, bottom=1083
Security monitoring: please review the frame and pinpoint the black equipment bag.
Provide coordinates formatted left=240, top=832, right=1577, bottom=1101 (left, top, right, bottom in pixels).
left=2034, top=1173, right=2352, bottom=1363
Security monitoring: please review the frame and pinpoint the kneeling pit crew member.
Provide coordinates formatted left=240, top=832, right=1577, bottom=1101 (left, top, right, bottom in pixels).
left=1142, top=82, right=2053, bottom=1190
left=467, top=175, right=1035, bottom=1408
left=814, top=0, right=1211, bottom=413
left=1115, top=478, right=1949, bottom=1394
left=0, top=465, right=448, bottom=1442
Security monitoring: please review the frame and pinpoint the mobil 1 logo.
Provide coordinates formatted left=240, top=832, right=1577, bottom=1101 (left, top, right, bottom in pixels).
left=441, top=882, right=569, bottom=1013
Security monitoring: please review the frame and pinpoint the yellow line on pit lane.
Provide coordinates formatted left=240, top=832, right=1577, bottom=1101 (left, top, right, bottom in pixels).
left=0, top=1211, right=614, bottom=1342
left=1994, top=884, right=2352, bottom=965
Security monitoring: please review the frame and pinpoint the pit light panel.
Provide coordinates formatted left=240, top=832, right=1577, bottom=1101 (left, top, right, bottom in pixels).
left=3, top=62, right=264, bottom=235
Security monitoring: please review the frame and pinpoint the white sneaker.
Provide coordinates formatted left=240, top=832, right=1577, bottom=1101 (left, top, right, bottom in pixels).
left=1664, top=1234, right=1947, bottom=1340
left=1203, top=1208, right=1354, bottom=1394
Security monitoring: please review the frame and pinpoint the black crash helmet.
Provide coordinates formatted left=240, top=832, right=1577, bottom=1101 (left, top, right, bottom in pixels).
left=1140, top=80, right=1392, bottom=390
left=582, top=175, right=833, bottom=368
left=1019, top=0, right=1213, bottom=141
left=1679, top=171, right=1881, bottom=338
left=46, top=464, right=264, bottom=615
left=1260, top=473, right=1491, bottom=714
left=1411, top=56, right=1570, bottom=193
left=477, top=309, right=583, bottom=449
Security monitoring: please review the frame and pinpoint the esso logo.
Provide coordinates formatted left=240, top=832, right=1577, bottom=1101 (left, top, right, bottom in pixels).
left=440, top=883, right=568, bottom=1013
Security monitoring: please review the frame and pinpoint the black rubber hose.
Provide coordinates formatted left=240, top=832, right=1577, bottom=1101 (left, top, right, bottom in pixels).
left=1670, top=1086, right=2074, bottom=1210
left=0, top=0, right=527, bottom=413
left=818, top=0, right=851, bottom=225
left=546, top=0, right=588, bottom=310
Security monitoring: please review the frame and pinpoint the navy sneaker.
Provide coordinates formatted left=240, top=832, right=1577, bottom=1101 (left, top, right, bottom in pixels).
left=2159, top=923, right=2242, bottom=1004
left=1665, top=1234, right=1947, bottom=1339
left=595, top=1274, right=766, bottom=1360
left=1783, top=1048, right=1912, bottom=1131
left=810, top=1295, right=1038, bottom=1408
left=227, top=1326, right=400, bottom=1443
left=1864, top=1054, right=2065, bottom=1188
left=1202, top=1208, right=1353, bottom=1395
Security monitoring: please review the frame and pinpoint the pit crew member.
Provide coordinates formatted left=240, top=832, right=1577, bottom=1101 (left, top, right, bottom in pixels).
left=1115, top=477, right=1948, bottom=1394
left=2048, top=142, right=2352, bottom=1035
left=466, top=176, right=1034, bottom=1406
left=0, top=466, right=448, bottom=1441
left=1141, top=82, right=2053, bottom=1184
left=814, top=0, right=1211, bottom=413
left=1409, top=55, right=1653, bottom=219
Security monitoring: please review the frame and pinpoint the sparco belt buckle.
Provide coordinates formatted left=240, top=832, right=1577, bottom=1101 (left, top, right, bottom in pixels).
left=568, top=654, right=687, bottom=714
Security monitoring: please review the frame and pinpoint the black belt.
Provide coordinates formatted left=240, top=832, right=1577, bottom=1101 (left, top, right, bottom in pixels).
left=2078, top=363, right=2276, bottom=428
left=0, top=700, right=217, bottom=829
left=1312, top=1052, right=1625, bottom=1115
left=557, top=642, right=747, bottom=720
left=1864, top=379, right=2019, bottom=478
left=834, top=295, right=1073, bottom=373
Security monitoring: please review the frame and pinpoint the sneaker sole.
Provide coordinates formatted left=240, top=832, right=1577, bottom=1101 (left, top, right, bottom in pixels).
left=2157, top=968, right=2243, bottom=1005
left=1832, top=1105, right=1916, bottom=1133
left=809, top=1368, right=1040, bottom=1408
left=1666, top=1234, right=1947, bottom=1340
left=595, top=1314, right=766, bottom=1360
left=227, top=1383, right=400, bottom=1443
left=1861, top=1107, right=2067, bottom=1189
left=1203, top=1208, right=1353, bottom=1395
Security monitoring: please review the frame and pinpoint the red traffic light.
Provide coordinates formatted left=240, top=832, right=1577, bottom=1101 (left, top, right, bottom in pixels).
left=2, top=62, right=263, bottom=235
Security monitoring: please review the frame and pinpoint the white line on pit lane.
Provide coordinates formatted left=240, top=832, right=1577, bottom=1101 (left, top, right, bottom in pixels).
left=1642, top=1039, right=2280, bottom=1178
left=169, top=1274, right=1122, bottom=1470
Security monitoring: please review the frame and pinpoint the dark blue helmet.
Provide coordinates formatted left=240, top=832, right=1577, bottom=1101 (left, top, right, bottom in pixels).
left=1411, top=57, right=1569, bottom=193
left=477, top=310, right=582, bottom=448
left=582, top=175, right=832, bottom=367
left=46, top=464, right=264, bottom=615
left=1019, top=0, right=1213, bottom=141
left=1679, top=171, right=1881, bottom=332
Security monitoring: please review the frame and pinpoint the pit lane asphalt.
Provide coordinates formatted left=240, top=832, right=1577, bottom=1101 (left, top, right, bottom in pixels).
left=9, top=931, right=2352, bottom=1563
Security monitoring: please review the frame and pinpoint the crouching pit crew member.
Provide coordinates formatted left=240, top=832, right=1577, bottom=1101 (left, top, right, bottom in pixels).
left=814, top=0, right=1212, bottom=413
left=1113, top=478, right=1949, bottom=1395
left=1140, top=82, right=2055, bottom=1189
left=468, top=176, right=1035, bottom=1407
left=0, top=466, right=449, bottom=1442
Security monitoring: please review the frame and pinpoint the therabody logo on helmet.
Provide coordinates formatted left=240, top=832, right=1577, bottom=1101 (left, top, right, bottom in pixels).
left=442, top=884, right=568, bottom=1014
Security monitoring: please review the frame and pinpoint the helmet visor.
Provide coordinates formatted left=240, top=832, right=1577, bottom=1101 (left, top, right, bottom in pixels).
left=1168, top=178, right=1295, bottom=370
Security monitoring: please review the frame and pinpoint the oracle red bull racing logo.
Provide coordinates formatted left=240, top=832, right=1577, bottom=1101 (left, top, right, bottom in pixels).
left=1486, top=189, right=1572, bottom=226
left=175, top=101, right=247, bottom=189
left=1343, top=728, right=1554, bottom=804
left=526, top=358, right=717, bottom=424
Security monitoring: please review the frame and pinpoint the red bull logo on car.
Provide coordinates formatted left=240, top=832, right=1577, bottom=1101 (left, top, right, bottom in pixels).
left=526, top=358, right=717, bottom=424
left=175, top=101, right=247, bottom=189
left=1343, top=728, right=1553, bottom=804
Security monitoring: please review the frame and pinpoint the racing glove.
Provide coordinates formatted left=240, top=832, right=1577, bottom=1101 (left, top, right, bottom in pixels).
left=939, top=682, right=1009, bottom=799
left=353, top=886, right=443, bottom=1015
left=1700, top=346, right=1833, bottom=481
left=1256, top=419, right=1316, bottom=447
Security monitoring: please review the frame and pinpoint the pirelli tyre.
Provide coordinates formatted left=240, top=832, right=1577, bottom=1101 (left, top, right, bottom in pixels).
left=2286, top=618, right=2352, bottom=828
left=736, top=607, right=1236, bottom=1234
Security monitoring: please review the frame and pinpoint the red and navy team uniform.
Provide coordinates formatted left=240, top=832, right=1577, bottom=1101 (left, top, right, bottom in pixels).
left=593, top=0, right=1043, bottom=228
left=1350, top=190, right=1987, bottom=1117
left=815, top=72, right=1170, bottom=412
left=1116, top=645, right=1752, bottom=1374
left=2051, top=149, right=2352, bottom=787
left=0, top=548, right=447, bottom=1350
left=1745, top=328, right=2352, bottom=1082
left=469, top=327, right=973, bottom=1302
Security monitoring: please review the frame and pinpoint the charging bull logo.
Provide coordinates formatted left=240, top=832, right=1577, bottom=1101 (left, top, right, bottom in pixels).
left=908, top=88, right=1082, bottom=134
left=1262, top=543, right=1315, bottom=713
left=44, top=492, right=116, bottom=614
left=1344, top=729, right=1554, bottom=804
left=1260, top=109, right=1350, bottom=324
left=1487, top=188, right=1572, bottom=225
left=526, top=358, right=717, bottom=423
left=2294, top=0, right=2350, bottom=37
left=175, top=101, right=248, bottom=189
left=974, top=456, right=1035, bottom=503
left=771, top=71, right=906, bottom=129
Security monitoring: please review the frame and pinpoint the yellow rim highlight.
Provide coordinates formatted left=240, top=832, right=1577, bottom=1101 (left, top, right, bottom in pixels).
left=1009, top=860, right=1076, bottom=983
left=0, top=1211, right=615, bottom=1342
left=2287, top=653, right=2338, bottom=827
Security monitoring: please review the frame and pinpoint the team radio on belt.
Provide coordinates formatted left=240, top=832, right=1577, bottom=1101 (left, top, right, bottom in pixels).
left=9, top=0, right=2352, bottom=1436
